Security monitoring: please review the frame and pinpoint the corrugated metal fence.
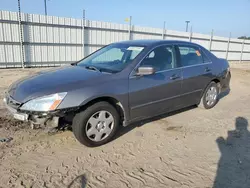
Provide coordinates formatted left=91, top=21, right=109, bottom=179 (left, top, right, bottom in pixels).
left=0, top=10, right=250, bottom=68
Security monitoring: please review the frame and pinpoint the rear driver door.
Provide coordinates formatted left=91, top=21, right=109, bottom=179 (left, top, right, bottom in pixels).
left=176, top=45, right=213, bottom=106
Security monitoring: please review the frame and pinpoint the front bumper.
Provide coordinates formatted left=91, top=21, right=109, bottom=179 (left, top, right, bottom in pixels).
left=220, top=71, right=231, bottom=93
left=3, top=94, right=77, bottom=128
left=3, top=96, right=59, bottom=127
left=3, top=97, right=29, bottom=121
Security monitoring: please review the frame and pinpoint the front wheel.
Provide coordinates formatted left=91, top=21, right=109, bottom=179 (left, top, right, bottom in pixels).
left=199, top=82, right=219, bottom=109
left=72, top=102, right=120, bottom=147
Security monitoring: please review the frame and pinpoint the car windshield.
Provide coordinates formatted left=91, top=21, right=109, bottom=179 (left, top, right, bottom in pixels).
left=77, top=44, right=145, bottom=73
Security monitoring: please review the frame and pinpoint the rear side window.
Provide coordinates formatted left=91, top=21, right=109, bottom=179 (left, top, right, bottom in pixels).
left=178, top=46, right=203, bottom=67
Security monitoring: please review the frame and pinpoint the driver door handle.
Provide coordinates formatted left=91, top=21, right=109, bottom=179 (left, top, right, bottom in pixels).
left=170, top=74, right=180, bottom=80
left=205, top=67, right=211, bottom=72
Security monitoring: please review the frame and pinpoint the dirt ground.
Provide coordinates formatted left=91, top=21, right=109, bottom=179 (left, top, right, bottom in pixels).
left=0, top=67, right=250, bottom=188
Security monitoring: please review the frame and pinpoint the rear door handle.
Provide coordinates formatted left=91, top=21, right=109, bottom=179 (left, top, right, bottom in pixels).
left=205, top=67, right=211, bottom=72
left=170, top=74, right=180, bottom=80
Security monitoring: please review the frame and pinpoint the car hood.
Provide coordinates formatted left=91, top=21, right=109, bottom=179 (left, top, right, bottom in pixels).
left=8, top=66, right=109, bottom=103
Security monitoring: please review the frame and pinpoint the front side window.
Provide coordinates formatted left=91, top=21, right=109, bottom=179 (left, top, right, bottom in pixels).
left=140, top=46, right=176, bottom=72
left=178, top=46, right=203, bottom=67
left=78, top=44, right=145, bottom=73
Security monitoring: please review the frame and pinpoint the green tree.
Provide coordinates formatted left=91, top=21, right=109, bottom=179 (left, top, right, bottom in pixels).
left=238, top=36, right=250, bottom=40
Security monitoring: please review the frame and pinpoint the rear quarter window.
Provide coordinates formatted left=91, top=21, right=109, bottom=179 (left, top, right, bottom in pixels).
left=201, top=50, right=212, bottom=63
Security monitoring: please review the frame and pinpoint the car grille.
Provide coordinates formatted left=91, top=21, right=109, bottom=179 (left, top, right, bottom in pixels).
left=5, top=94, right=21, bottom=110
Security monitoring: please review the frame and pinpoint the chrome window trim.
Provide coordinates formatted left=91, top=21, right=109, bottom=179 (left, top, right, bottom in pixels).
left=156, top=61, right=212, bottom=73
left=156, top=66, right=182, bottom=74
left=129, top=42, right=214, bottom=79
left=180, top=61, right=212, bottom=69
left=130, top=61, right=212, bottom=78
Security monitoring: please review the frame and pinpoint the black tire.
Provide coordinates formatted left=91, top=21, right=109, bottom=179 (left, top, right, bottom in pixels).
left=72, top=101, right=120, bottom=147
left=199, top=81, right=219, bottom=109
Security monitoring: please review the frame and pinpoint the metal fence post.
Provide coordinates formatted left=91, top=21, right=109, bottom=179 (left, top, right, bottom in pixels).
left=45, top=14, right=49, bottom=67
left=209, top=29, right=214, bottom=51
left=240, top=38, right=245, bottom=63
left=162, top=21, right=166, bottom=39
left=225, top=32, right=231, bottom=60
left=82, top=9, right=85, bottom=58
left=1, top=11, right=8, bottom=68
left=189, top=26, right=193, bottom=42
left=128, top=16, right=132, bottom=40
left=18, top=0, right=25, bottom=68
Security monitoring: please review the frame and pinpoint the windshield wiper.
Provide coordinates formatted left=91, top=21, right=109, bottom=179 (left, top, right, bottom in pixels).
left=85, top=66, right=101, bottom=72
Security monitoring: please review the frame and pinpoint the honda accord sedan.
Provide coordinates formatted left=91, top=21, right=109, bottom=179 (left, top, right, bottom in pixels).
left=4, top=40, right=231, bottom=147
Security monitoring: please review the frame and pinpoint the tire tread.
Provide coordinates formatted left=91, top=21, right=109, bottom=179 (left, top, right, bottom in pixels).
left=72, top=101, right=119, bottom=147
left=199, top=81, right=219, bottom=109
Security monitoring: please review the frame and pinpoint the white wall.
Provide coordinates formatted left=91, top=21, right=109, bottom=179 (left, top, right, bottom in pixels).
left=0, top=10, right=249, bottom=68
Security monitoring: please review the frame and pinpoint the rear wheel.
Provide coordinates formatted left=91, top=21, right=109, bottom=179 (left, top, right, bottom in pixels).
left=72, top=102, right=120, bottom=147
left=199, top=82, right=219, bottom=109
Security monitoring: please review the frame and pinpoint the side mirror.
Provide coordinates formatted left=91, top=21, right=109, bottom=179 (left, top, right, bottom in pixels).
left=137, top=66, right=155, bottom=76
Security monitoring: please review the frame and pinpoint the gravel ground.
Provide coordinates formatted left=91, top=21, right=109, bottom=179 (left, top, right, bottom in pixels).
left=0, top=67, right=250, bottom=188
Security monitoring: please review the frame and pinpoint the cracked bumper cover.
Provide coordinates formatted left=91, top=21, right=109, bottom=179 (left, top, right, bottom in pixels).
left=3, top=96, right=77, bottom=126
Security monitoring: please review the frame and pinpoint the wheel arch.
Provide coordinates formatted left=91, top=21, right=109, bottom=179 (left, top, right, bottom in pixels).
left=211, top=78, right=221, bottom=92
left=78, top=96, right=127, bottom=126
left=203, top=78, right=221, bottom=93
left=199, top=78, right=221, bottom=103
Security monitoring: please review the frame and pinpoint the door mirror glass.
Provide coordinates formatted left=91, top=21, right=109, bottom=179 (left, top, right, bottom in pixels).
left=137, top=66, right=155, bottom=76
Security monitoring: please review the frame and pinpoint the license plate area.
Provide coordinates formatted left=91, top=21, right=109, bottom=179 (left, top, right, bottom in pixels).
left=13, top=113, right=28, bottom=121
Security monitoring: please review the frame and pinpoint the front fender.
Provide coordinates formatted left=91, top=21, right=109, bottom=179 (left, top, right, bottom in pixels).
left=57, top=78, right=130, bottom=122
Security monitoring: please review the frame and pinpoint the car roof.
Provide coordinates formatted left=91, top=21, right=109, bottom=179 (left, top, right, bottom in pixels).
left=113, top=39, right=199, bottom=47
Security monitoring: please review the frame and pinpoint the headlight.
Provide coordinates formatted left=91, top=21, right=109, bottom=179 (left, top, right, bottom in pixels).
left=20, top=92, right=67, bottom=111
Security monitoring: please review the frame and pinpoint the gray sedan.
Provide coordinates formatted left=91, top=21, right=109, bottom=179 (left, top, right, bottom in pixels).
left=4, top=40, right=231, bottom=147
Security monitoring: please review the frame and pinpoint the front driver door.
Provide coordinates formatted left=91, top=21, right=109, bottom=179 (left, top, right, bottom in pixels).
left=129, top=45, right=182, bottom=121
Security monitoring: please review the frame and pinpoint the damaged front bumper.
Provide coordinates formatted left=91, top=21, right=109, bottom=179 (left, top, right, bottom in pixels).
left=3, top=95, right=76, bottom=129
left=3, top=97, right=29, bottom=121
